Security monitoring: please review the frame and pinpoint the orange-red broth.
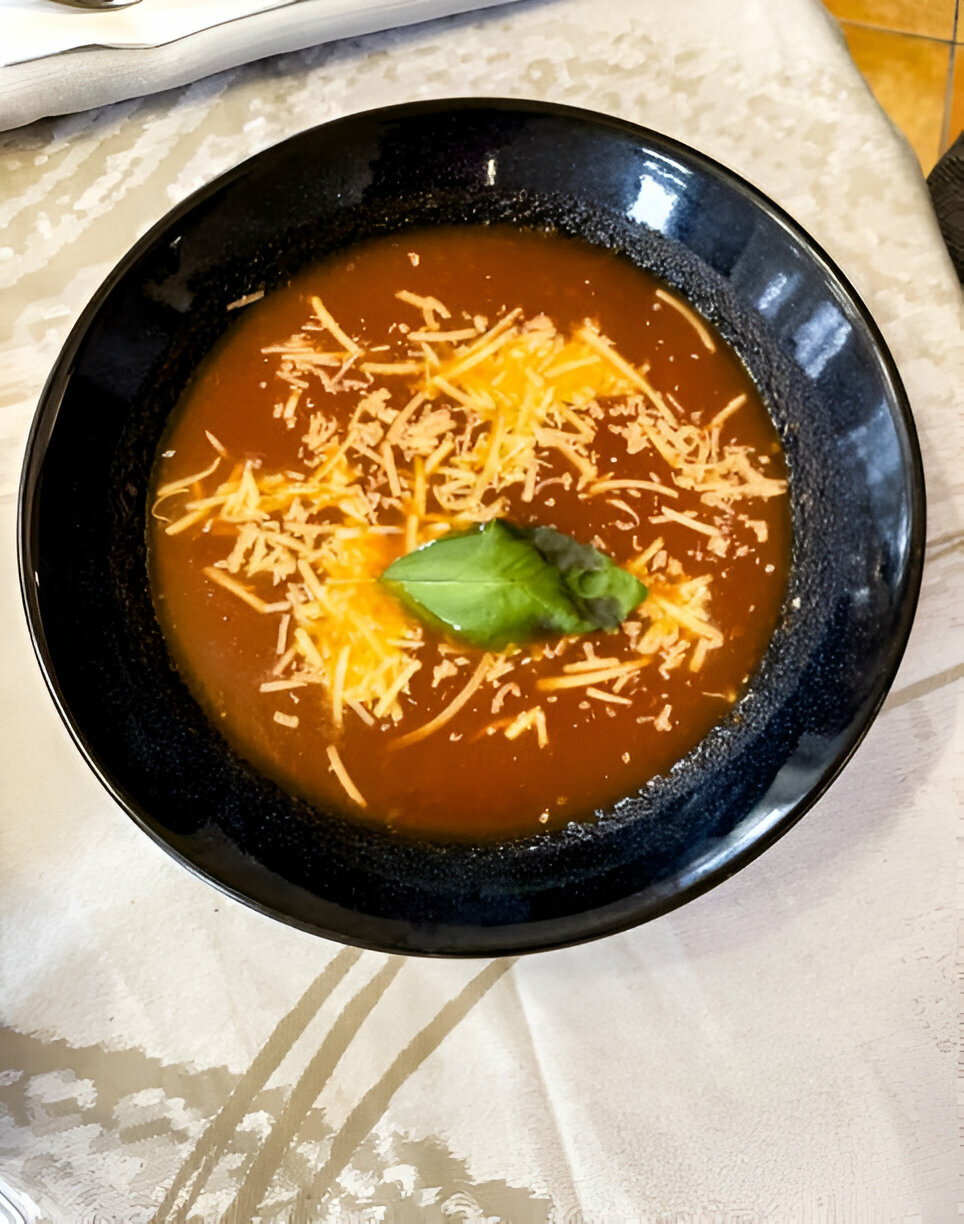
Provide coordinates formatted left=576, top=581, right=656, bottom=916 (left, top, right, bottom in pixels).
left=150, top=227, right=790, bottom=841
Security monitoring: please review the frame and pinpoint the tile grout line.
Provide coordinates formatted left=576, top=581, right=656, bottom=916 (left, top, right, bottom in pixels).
left=954, top=0, right=961, bottom=149
left=940, top=16, right=957, bottom=152
left=836, top=17, right=957, bottom=46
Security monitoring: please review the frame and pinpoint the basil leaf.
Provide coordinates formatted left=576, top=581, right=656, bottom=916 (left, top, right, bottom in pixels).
left=525, top=524, right=646, bottom=631
left=380, top=519, right=647, bottom=650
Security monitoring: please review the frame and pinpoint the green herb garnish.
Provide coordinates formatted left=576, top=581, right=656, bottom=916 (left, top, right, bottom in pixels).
left=380, top=519, right=647, bottom=650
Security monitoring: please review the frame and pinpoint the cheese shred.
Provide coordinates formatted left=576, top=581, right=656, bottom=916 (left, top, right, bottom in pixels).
left=655, top=288, right=717, bottom=353
left=391, top=654, right=494, bottom=749
left=326, top=744, right=367, bottom=806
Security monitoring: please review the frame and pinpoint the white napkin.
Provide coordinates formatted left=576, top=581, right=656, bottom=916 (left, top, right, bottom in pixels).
left=0, top=0, right=519, bottom=128
left=2, top=0, right=296, bottom=65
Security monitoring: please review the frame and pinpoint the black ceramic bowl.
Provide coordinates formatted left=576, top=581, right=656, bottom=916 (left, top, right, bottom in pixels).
left=19, top=99, right=924, bottom=956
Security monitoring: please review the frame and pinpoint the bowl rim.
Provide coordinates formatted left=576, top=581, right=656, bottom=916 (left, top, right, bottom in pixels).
left=17, top=96, right=926, bottom=956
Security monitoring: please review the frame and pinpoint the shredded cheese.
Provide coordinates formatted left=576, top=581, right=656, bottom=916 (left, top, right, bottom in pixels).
left=391, top=654, right=494, bottom=748
left=709, top=394, right=746, bottom=429
left=326, top=744, right=367, bottom=806
left=203, top=566, right=290, bottom=614
left=654, top=288, right=716, bottom=353
left=154, top=287, right=785, bottom=773
left=227, top=289, right=265, bottom=311
left=651, top=505, right=722, bottom=538
left=538, top=658, right=651, bottom=691
left=504, top=706, right=548, bottom=748
left=586, top=687, right=633, bottom=706
left=311, top=296, right=362, bottom=355
left=654, top=703, right=673, bottom=732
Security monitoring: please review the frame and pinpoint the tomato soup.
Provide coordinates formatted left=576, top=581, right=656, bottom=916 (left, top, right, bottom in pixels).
left=150, top=227, right=790, bottom=840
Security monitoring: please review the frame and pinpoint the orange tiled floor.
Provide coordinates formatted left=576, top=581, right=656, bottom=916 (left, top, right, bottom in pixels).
left=823, top=0, right=962, bottom=170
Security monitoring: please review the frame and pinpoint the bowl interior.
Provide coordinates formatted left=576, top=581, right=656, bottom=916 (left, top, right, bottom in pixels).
left=19, top=100, right=924, bottom=955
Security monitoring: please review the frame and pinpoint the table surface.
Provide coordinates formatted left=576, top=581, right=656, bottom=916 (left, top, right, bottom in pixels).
left=0, top=1, right=961, bottom=1220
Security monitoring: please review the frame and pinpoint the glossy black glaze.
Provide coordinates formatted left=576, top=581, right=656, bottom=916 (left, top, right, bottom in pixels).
left=18, top=100, right=924, bottom=956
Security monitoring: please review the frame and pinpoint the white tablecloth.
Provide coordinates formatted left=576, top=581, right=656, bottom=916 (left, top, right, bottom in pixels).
left=0, top=0, right=960, bottom=1219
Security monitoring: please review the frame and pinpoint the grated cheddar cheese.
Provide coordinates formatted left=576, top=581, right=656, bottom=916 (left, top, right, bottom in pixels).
left=154, top=289, right=786, bottom=779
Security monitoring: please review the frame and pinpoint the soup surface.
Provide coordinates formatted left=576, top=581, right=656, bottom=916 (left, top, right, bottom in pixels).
left=150, top=227, right=790, bottom=840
